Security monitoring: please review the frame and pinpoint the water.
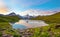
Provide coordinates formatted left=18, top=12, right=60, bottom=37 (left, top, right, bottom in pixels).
left=11, top=20, right=48, bottom=29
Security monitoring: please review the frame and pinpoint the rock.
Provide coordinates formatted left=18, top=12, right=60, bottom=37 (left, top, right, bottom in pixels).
left=55, top=24, right=60, bottom=29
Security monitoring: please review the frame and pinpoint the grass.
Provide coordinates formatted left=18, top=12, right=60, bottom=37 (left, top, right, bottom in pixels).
left=0, top=22, right=12, bottom=30
left=24, top=23, right=60, bottom=37
left=0, top=16, right=20, bottom=22
left=31, top=12, right=60, bottom=24
left=28, top=12, right=60, bottom=37
left=0, top=15, right=20, bottom=37
left=0, top=12, right=60, bottom=37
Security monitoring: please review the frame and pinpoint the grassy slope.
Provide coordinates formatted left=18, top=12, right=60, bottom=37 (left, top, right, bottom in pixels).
left=28, top=12, right=60, bottom=37
left=0, top=15, right=20, bottom=37
left=0, top=16, right=20, bottom=22
left=25, top=23, right=60, bottom=37
left=31, top=12, right=60, bottom=23
left=0, top=15, right=20, bottom=29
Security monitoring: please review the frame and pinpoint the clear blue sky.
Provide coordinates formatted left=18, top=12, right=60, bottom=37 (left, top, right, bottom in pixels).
left=0, top=0, right=60, bottom=13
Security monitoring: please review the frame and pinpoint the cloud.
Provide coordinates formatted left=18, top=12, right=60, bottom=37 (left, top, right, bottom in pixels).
left=19, top=9, right=55, bottom=16
left=0, top=0, right=9, bottom=14
left=0, top=7, right=9, bottom=13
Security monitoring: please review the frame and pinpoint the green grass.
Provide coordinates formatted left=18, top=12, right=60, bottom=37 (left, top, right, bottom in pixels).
left=0, top=16, right=20, bottom=22
left=25, top=23, right=60, bottom=37
left=0, top=22, right=12, bottom=30
left=0, top=15, right=20, bottom=37
left=30, top=12, right=60, bottom=37
left=31, top=12, right=60, bottom=24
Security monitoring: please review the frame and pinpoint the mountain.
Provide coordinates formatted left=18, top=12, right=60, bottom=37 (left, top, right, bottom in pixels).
left=0, top=13, right=20, bottom=22
left=7, top=12, right=17, bottom=16
left=0, top=14, right=4, bottom=16
left=21, top=14, right=35, bottom=19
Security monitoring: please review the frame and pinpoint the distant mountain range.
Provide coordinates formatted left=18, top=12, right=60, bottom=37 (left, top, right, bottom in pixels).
left=6, top=12, right=35, bottom=19
left=0, top=11, right=60, bottom=20
left=19, top=9, right=58, bottom=16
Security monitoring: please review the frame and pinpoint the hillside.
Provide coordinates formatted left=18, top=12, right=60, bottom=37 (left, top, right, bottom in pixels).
left=0, top=15, right=20, bottom=22
left=0, top=15, right=20, bottom=29
left=31, top=12, right=60, bottom=23
left=0, top=15, right=20, bottom=37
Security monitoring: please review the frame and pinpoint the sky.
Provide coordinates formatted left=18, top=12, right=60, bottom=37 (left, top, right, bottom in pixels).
left=0, top=0, right=60, bottom=15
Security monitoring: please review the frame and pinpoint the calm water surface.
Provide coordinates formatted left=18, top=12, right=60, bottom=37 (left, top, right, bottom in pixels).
left=11, top=20, right=48, bottom=29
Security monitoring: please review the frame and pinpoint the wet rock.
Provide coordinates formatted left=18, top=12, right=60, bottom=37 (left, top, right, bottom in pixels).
left=55, top=24, right=60, bottom=29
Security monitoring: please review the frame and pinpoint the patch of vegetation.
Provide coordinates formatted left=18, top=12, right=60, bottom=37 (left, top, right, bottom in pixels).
left=0, top=15, right=20, bottom=37
left=21, top=23, right=60, bottom=37
left=0, top=16, right=20, bottom=22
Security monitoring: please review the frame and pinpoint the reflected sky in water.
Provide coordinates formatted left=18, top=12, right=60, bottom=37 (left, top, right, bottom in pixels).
left=11, top=20, right=48, bottom=29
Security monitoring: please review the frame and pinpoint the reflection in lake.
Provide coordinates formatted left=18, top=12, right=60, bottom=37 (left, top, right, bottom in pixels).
left=11, top=20, right=48, bottom=29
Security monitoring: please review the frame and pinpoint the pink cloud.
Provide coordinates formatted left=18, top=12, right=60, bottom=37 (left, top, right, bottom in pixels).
left=19, top=9, right=55, bottom=16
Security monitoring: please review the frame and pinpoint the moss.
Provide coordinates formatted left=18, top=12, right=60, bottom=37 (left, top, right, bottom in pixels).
left=0, top=32, right=2, bottom=37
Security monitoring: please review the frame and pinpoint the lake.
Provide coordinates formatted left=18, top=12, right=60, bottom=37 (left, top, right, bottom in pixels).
left=10, top=20, right=48, bottom=29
